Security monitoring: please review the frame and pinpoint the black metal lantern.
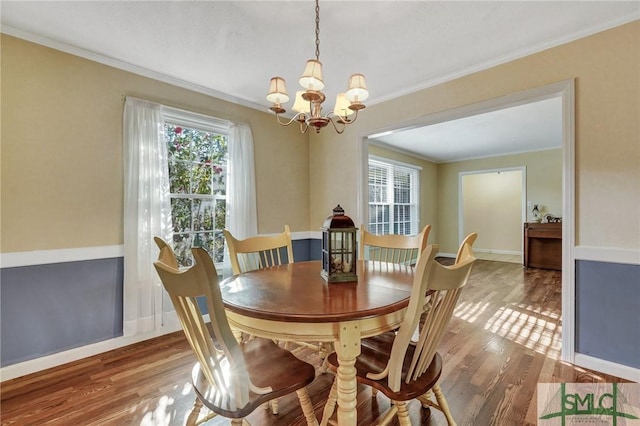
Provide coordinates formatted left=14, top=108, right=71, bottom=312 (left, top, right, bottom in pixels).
left=321, top=205, right=358, bottom=283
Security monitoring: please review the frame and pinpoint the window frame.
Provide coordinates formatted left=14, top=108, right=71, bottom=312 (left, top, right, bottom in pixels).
left=367, top=156, right=421, bottom=236
left=163, top=107, right=231, bottom=268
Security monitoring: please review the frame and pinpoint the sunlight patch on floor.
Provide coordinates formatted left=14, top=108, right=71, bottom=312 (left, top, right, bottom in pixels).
left=484, top=305, right=562, bottom=358
left=182, top=382, right=193, bottom=396
left=453, top=300, right=491, bottom=323
left=140, top=395, right=175, bottom=426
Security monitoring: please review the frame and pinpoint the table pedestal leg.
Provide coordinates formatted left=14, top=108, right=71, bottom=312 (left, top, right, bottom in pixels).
left=336, top=322, right=361, bottom=426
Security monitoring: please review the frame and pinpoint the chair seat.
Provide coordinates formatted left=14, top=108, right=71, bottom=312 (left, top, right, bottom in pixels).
left=327, top=331, right=442, bottom=402
left=192, top=336, right=316, bottom=419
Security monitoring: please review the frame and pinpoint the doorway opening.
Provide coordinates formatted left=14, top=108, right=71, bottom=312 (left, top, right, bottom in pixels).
left=459, top=167, right=526, bottom=264
left=358, top=80, right=575, bottom=362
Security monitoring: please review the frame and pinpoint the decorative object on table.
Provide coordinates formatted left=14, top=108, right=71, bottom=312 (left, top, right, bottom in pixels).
left=265, top=0, right=369, bottom=134
left=321, top=205, right=358, bottom=282
left=532, top=204, right=541, bottom=222
left=543, top=213, right=562, bottom=223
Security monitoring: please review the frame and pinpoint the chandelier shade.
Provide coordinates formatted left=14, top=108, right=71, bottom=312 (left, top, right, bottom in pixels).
left=292, top=91, right=312, bottom=114
left=332, top=93, right=354, bottom=117
left=266, top=0, right=368, bottom=134
left=266, top=77, right=289, bottom=108
left=346, top=74, right=369, bottom=103
left=299, top=59, right=325, bottom=91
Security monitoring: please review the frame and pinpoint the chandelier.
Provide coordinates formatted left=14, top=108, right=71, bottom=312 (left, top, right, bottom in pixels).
left=266, top=0, right=369, bottom=134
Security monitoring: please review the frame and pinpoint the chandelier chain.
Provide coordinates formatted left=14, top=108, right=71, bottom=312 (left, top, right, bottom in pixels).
left=315, top=0, right=320, bottom=61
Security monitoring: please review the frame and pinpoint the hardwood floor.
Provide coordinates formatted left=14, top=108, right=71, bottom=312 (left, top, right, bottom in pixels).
left=1, top=259, right=628, bottom=426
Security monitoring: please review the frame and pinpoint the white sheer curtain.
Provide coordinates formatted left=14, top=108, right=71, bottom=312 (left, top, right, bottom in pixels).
left=122, top=101, right=256, bottom=336
left=227, top=123, right=258, bottom=239
left=123, top=97, right=172, bottom=337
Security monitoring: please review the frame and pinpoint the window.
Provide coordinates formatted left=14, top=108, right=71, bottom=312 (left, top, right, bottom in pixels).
left=368, top=157, right=420, bottom=236
left=164, top=110, right=229, bottom=266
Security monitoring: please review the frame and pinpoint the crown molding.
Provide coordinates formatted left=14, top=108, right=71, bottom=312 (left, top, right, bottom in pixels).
left=4, top=14, right=638, bottom=110
left=369, top=14, right=640, bottom=106
left=1, top=25, right=268, bottom=113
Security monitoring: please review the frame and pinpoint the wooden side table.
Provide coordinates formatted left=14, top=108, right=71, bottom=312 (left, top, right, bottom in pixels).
left=523, top=222, right=562, bottom=270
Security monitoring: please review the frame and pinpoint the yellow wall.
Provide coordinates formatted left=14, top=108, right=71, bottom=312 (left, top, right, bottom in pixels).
left=439, top=149, right=562, bottom=253
left=367, top=146, right=561, bottom=253
left=3, top=21, right=639, bottom=254
left=462, top=170, right=523, bottom=253
left=1, top=35, right=309, bottom=253
left=310, top=21, right=639, bottom=252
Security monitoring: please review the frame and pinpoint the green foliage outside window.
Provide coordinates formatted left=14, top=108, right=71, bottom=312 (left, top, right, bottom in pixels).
left=165, top=124, right=228, bottom=265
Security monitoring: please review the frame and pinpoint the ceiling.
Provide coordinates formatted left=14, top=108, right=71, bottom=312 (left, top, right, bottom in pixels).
left=369, top=96, right=563, bottom=163
left=2, top=1, right=638, bottom=162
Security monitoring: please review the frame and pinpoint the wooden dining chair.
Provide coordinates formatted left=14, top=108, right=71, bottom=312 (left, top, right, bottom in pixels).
left=359, top=224, right=431, bottom=266
left=413, top=231, right=477, bottom=341
left=359, top=224, right=431, bottom=345
left=321, top=241, right=476, bottom=426
left=153, top=247, right=319, bottom=426
left=223, top=225, right=294, bottom=275
left=223, top=225, right=330, bottom=373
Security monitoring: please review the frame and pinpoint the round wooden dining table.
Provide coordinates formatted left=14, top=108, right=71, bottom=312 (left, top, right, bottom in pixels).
left=219, top=260, right=416, bottom=426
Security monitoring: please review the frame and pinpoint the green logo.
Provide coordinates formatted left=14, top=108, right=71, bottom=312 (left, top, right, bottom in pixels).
left=538, top=383, right=640, bottom=425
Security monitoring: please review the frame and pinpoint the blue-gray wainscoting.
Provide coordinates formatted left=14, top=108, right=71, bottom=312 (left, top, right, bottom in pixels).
left=576, top=260, right=640, bottom=369
left=0, top=239, right=322, bottom=368
left=1, top=258, right=124, bottom=367
left=292, top=238, right=322, bottom=263
left=5, top=244, right=636, bottom=372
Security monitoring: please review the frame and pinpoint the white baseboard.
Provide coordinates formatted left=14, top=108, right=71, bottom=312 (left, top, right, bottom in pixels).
left=574, top=353, right=640, bottom=383
left=291, top=231, right=322, bottom=240
left=436, top=252, right=457, bottom=258
left=473, top=248, right=521, bottom=256
left=0, top=323, right=182, bottom=382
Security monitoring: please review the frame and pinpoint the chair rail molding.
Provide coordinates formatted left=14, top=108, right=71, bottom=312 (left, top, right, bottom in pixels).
left=0, top=232, right=322, bottom=269
left=574, top=245, right=640, bottom=265
left=1, top=245, right=125, bottom=268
